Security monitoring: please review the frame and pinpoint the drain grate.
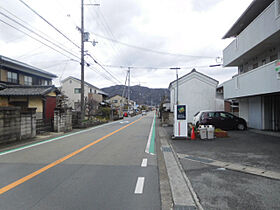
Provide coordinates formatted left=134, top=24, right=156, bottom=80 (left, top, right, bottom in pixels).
left=161, top=146, right=172, bottom=152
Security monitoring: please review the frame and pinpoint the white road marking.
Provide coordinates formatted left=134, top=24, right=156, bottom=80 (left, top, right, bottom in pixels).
left=134, top=177, right=145, bottom=194
left=141, top=158, right=148, bottom=167
left=145, top=115, right=155, bottom=154
left=120, top=121, right=129, bottom=124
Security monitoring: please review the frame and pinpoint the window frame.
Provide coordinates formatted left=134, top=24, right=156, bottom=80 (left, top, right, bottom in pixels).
left=74, top=88, right=81, bottom=94
left=7, top=71, right=18, bottom=83
left=24, top=76, right=32, bottom=85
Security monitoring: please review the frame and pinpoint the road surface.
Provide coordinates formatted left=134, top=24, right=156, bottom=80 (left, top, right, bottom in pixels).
left=0, top=113, right=160, bottom=210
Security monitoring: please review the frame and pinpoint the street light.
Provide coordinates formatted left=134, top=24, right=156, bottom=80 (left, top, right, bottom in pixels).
left=170, top=67, right=180, bottom=105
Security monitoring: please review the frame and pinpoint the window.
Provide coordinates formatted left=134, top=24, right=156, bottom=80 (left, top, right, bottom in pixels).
left=220, top=112, right=234, bottom=119
left=74, top=88, right=81, bottom=94
left=24, top=76, right=32, bottom=85
left=90, top=88, right=92, bottom=93
left=113, top=100, right=118, bottom=103
left=7, top=71, right=18, bottom=83
left=94, top=90, right=97, bottom=94
left=40, top=80, right=49, bottom=85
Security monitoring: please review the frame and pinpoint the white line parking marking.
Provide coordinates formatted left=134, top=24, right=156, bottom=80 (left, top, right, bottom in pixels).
left=141, top=158, right=148, bottom=167
left=134, top=177, right=145, bottom=194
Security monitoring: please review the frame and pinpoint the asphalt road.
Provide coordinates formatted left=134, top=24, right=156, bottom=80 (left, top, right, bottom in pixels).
left=0, top=113, right=160, bottom=210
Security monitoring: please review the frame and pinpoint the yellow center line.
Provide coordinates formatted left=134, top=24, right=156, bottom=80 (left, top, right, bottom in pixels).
left=0, top=117, right=144, bottom=195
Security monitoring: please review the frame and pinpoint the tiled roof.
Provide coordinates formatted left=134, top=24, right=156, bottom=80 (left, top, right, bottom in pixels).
left=0, top=85, right=58, bottom=96
left=0, top=55, right=57, bottom=79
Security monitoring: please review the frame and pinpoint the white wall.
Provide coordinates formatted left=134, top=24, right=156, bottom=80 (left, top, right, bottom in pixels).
left=61, top=78, right=102, bottom=109
left=223, top=1, right=280, bottom=66
left=223, top=61, right=280, bottom=99
left=239, top=98, right=249, bottom=123
left=169, top=73, right=218, bottom=122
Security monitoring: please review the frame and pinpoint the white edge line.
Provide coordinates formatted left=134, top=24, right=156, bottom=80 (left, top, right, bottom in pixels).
left=0, top=120, right=123, bottom=156
left=134, top=177, right=145, bottom=194
left=145, top=115, right=155, bottom=154
left=141, top=158, right=148, bottom=167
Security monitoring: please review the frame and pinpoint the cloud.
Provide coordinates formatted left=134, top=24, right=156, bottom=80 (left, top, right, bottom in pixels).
left=0, top=0, right=253, bottom=89
left=191, top=0, right=222, bottom=12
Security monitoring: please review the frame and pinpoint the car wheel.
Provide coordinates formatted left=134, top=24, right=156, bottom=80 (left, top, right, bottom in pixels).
left=237, top=123, right=245, bottom=130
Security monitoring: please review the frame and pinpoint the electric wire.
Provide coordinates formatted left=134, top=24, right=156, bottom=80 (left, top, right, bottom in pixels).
left=0, top=19, right=80, bottom=62
left=18, top=0, right=80, bottom=49
left=0, top=11, right=81, bottom=60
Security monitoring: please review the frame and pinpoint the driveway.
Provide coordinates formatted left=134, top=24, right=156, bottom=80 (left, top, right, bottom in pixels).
left=162, top=126, right=280, bottom=210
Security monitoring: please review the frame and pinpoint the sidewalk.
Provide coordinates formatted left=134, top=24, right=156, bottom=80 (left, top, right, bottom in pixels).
left=161, top=125, right=280, bottom=210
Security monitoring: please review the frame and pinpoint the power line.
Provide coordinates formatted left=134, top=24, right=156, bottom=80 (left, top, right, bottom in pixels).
left=90, top=32, right=217, bottom=59
left=0, top=6, right=77, bottom=59
left=0, top=19, right=80, bottom=62
left=86, top=54, right=123, bottom=84
left=18, top=0, right=80, bottom=49
left=0, top=11, right=80, bottom=60
left=102, top=64, right=222, bottom=70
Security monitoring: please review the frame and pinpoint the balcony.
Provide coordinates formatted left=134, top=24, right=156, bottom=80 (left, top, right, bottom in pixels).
left=223, top=1, right=280, bottom=66
left=223, top=61, right=280, bottom=99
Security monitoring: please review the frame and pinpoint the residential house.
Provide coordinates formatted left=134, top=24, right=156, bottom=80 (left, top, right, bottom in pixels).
left=0, top=55, right=58, bottom=119
left=168, top=69, right=221, bottom=122
left=222, top=0, right=280, bottom=130
left=108, top=94, right=136, bottom=108
left=60, top=76, right=108, bottom=110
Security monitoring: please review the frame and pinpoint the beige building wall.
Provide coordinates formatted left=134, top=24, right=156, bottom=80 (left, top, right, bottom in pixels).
left=19, top=74, right=24, bottom=85
left=0, top=97, right=8, bottom=106
left=109, top=95, right=126, bottom=107
left=0, top=69, right=7, bottom=82
left=28, top=96, right=43, bottom=119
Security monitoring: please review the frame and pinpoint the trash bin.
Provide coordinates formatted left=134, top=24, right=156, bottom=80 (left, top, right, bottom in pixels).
left=199, top=125, right=207, bottom=140
left=207, top=125, right=215, bottom=139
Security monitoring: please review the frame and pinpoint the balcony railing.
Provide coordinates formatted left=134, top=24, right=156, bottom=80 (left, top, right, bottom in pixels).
left=223, top=61, right=280, bottom=99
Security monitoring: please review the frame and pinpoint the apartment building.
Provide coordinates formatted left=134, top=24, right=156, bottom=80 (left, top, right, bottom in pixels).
left=222, top=0, right=280, bottom=130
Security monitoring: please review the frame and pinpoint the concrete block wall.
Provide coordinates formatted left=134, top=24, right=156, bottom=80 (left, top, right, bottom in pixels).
left=20, top=109, right=36, bottom=139
left=0, top=107, right=21, bottom=143
left=0, top=107, right=37, bottom=144
left=54, top=108, right=72, bottom=133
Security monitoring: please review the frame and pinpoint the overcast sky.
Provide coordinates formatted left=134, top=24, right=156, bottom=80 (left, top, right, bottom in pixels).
left=0, top=0, right=252, bottom=88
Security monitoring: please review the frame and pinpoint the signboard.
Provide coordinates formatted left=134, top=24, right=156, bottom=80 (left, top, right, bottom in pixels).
left=177, top=105, right=186, bottom=120
left=276, top=59, right=280, bottom=72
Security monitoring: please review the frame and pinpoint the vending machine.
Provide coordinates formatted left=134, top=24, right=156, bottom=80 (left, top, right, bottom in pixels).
left=173, top=104, right=188, bottom=138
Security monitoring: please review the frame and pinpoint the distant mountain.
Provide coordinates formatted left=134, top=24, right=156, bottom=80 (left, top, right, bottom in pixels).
left=101, top=85, right=169, bottom=105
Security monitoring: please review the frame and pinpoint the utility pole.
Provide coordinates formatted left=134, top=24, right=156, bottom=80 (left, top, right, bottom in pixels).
left=80, top=0, right=85, bottom=121
left=127, top=67, right=131, bottom=113
left=170, top=67, right=180, bottom=105
left=121, top=72, right=128, bottom=118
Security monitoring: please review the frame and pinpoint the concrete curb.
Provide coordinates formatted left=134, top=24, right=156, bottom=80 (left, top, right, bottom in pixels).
left=169, top=144, right=204, bottom=210
left=178, top=153, right=280, bottom=181
left=159, top=126, right=201, bottom=210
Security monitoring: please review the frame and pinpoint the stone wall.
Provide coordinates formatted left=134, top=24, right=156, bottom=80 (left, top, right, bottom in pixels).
left=0, top=107, right=36, bottom=144
left=53, top=108, right=72, bottom=132
left=20, top=109, right=36, bottom=139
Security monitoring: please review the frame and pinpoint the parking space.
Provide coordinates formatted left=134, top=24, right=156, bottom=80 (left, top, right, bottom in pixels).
left=163, top=126, right=280, bottom=210
left=166, top=127, right=280, bottom=172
